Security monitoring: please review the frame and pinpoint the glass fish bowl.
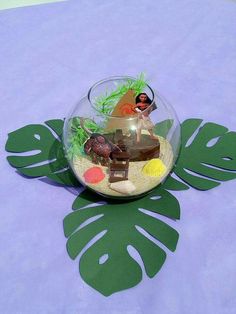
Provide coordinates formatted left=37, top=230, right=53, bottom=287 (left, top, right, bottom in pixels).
left=63, top=75, right=181, bottom=199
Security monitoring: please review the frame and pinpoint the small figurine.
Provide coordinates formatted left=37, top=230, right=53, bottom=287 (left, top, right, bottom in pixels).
left=109, top=149, right=130, bottom=183
left=134, top=93, right=157, bottom=143
left=80, top=118, right=121, bottom=166
left=84, top=134, right=113, bottom=166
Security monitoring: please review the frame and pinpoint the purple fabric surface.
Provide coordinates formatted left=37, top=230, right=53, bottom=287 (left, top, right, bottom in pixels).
left=0, top=0, right=236, bottom=313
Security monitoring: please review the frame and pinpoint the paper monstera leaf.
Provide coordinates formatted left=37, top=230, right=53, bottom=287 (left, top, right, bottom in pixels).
left=173, top=119, right=236, bottom=190
left=5, top=117, right=236, bottom=296
left=5, top=119, right=79, bottom=186
left=64, top=188, right=180, bottom=296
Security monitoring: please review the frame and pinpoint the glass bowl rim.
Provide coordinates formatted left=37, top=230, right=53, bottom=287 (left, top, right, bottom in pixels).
left=87, top=75, right=156, bottom=119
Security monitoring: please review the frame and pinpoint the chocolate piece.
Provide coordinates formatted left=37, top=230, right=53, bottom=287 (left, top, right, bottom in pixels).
left=109, top=149, right=130, bottom=183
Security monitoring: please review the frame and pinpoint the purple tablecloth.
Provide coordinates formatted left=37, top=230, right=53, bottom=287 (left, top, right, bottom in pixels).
left=0, top=0, right=236, bottom=313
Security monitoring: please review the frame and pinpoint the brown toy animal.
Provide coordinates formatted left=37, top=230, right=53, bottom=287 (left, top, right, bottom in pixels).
left=80, top=119, right=121, bottom=166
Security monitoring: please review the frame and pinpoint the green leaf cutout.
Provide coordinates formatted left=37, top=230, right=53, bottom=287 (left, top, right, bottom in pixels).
left=154, top=119, right=173, bottom=138
left=64, top=187, right=180, bottom=296
left=173, top=119, right=236, bottom=190
left=5, top=119, right=79, bottom=186
left=162, top=175, right=189, bottom=191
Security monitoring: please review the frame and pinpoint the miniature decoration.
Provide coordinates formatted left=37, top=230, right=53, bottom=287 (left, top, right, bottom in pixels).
left=109, top=180, right=136, bottom=195
left=105, top=89, right=137, bottom=133
left=83, top=167, right=105, bottom=184
left=134, top=92, right=157, bottom=143
left=62, top=74, right=179, bottom=198
left=109, top=150, right=130, bottom=183
left=142, top=158, right=167, bottom=177
left=81, top=118, right=122, bottom=167
left=5, top=73, right=236, bottom=296
left=108, top=89, right=136, bottom=117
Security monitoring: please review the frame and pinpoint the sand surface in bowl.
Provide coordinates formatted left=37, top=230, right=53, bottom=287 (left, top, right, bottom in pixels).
left=72, top=135, right=173, bottom=197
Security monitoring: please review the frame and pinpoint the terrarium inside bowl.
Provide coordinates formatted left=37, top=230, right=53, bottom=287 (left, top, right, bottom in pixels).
left=63, top=75, right=181, bottom=198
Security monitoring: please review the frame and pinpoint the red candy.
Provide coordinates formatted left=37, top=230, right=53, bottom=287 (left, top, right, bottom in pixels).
left=83, top=167, right=105, bottom=184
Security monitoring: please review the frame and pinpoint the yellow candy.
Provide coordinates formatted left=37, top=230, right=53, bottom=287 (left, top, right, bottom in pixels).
left=142, top=158, right=167, bottom=177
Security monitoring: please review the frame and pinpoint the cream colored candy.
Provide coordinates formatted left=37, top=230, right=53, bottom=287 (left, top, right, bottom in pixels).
left=109, top=180, right=136, bottom=195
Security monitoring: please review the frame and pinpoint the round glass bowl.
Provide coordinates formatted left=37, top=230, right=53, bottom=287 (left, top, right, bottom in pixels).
left=63, top=76, right=181, bottom=199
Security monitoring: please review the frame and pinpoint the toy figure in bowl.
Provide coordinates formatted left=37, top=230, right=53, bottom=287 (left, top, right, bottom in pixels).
left=134, top=93, right=158, bottom=143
